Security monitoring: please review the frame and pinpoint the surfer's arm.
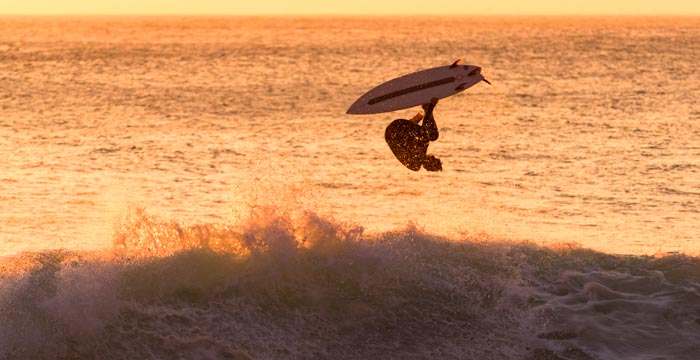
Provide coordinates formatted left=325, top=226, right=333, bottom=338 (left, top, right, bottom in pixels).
left=421, top=98, right=439, bottom=142
left=409, top=112, right=424, bottom=124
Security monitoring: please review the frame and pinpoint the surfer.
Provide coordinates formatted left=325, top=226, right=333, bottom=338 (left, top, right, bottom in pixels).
left=385, top=97, right=442, bottom=172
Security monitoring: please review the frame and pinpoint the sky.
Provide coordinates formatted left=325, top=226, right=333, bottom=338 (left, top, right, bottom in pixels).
left=1, top=0, right=699, bottom=15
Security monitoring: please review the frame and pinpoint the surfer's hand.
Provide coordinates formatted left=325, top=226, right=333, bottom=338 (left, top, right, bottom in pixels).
left=422, top=98, right=438, bottom=111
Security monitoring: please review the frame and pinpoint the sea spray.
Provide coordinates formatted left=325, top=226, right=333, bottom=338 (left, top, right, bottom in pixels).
left=1, top=204, right=699, bottom=359
left=0, top=202, right=529, bottom=359
left=0, top=251, right=121, bottom=359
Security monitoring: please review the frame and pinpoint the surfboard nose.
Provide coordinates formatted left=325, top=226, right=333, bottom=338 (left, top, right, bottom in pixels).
left=347, top=98, right=366, bottom=114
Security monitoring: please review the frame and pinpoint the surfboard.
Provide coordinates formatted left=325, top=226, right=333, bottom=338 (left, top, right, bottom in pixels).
left=347, top=59, right=489, bottom=115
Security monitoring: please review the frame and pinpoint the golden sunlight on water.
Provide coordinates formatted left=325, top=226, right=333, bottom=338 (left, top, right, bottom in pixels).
left=1, top=16, right=699, bottom=257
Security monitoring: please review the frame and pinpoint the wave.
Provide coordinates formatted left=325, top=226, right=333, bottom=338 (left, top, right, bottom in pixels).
left=1, top=205, right=699, bottom=360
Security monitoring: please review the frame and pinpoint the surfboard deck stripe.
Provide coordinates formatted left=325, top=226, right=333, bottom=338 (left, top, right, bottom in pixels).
left=367, top=77, right=456, bottom=105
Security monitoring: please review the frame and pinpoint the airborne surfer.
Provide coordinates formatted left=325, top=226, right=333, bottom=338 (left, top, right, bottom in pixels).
left=384, top=97, right=442, bottom=172
left=347, top=59, right=491, bottom=171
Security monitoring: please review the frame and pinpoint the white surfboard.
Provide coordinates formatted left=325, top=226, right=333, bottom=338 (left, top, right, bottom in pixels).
left=347, top=60, right=489, bottom=115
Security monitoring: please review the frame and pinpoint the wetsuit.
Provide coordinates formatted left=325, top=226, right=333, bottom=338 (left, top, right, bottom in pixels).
left=384, top=102, right=442, bottom=172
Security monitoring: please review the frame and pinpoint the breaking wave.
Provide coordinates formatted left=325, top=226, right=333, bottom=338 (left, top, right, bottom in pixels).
left=1, top=203, right=699, bottom=360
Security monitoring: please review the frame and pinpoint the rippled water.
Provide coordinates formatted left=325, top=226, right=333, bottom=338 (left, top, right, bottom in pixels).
left=2, top=16, right=699, bottom=256
left=1, top=16, right=699, bottom=360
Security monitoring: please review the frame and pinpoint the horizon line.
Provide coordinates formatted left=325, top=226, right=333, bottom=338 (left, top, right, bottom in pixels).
left=2, top=13, right=699, bottom=17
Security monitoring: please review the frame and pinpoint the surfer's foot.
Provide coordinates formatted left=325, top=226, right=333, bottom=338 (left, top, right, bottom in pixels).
left=423, top=154, right=442, bottom=172
left=409, top=112, right=424, bottom=124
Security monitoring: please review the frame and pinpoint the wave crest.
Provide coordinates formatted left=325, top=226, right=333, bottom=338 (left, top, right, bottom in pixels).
left=2, top=204, right=699, bottom=359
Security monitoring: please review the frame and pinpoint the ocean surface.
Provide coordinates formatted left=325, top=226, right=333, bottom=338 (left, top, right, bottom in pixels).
left=1, top=16, right=699, bottom=359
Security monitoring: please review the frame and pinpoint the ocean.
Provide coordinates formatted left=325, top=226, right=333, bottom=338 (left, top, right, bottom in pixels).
left=1, top=16, right=699, bottom=359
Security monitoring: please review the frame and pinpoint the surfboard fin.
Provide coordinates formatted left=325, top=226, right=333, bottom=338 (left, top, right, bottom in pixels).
left=449, top=59, right=462, bottom=69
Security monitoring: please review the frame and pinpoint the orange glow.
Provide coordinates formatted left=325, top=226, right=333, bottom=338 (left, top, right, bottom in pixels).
left=1, top=0, right=699, bottom=15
